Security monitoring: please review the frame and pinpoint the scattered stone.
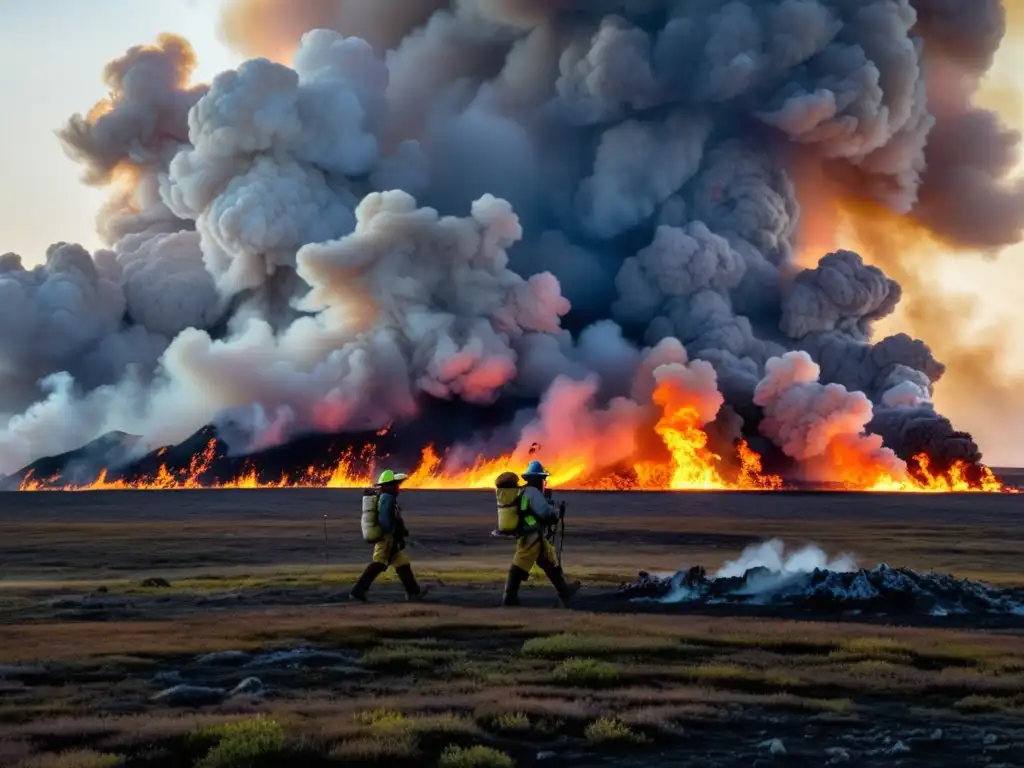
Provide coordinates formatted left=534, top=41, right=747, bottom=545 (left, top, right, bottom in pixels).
left=99, top=699, right=145, bottom=715
left=0, top=665, right=47, bottom=682
left=152, top=684, right=226, bottom=707
left=889, top=741, right=910, bottom=754
left=931, top=729, right=944, bottom=741
left=826, top=747, right=850, bottom=762
left=141, top=577, right=171, bottom=589
left=47, top=595, right=130, bottom=611
left=152, top=671, right=183, bottom=685
left=536, top=751, right=556, bottom=761
left=246, top=648, right=356, bottom=668
left=197, top=592, right=245, bottom=606
left=984, top=733, right=998, bottom=746
left=47, top=597, right=82, bottom=609
left=230, top=677, right=263, bottom=696
left=759, top=739, right=786, bottom=755
left=197, top=651, right=251, bottom=666
left=94, top=586, right=109, bottom=594
left=332, top=664, right=371, bottom=676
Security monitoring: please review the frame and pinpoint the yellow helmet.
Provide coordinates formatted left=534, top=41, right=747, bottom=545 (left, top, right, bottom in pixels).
left=376, top=469, right=409, bottom=486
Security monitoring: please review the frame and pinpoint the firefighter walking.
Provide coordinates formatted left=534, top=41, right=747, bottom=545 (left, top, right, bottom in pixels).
left=494, top=460, right=581, bottom=607
left=349, top=469, right=430, bottom=602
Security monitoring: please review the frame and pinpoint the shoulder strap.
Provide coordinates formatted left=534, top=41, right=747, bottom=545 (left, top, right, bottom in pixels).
left=519, top=489, right=539, bottom=529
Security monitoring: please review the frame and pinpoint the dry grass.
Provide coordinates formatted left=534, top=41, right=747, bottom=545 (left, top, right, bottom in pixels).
left=953, top=694, right=1024, bottom=714
left=11, top=750, right=123, bottom=768
left=520, top=631, right=679, bottom=658
left=326, top=709, right=482, bottom=764
left=552, top=657, right=620, bottom=685
left=362, top=640, right=465, bottom=673
left=189, top=716, right=288, bottom=768
left=584, top=718, right=649, bottom=746
left=482, top=712, right=531, bottom=733
left=4, top=603, right=1024, bottom=764
left=437, top=745, right=515, bottom=768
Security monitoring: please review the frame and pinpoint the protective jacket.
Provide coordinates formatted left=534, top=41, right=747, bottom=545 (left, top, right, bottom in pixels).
left=350, top=468, right=429, bottom=604
left=499, top=460, right=579, bottom=609
left=377, top=492, right=399, bottom=534
left=519, top=486, right=558, bottom=530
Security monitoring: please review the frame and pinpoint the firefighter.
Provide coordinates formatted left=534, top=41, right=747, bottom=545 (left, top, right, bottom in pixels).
left=501, top=460, right=581, bottom=607
left=349, top=469, right=430, bottom=602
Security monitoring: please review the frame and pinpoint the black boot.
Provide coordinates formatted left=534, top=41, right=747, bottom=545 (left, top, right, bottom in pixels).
left=543, top=565, right=581, bottom=607
left=349, top=562, right=387, bottom=602
left=396, top=564, right=431, bottom=601
left=502, top=565, right=529, bottom=607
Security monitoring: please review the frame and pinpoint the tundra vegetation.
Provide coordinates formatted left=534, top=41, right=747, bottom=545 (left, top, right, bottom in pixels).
left=2, top=489, right=1023, bottom=765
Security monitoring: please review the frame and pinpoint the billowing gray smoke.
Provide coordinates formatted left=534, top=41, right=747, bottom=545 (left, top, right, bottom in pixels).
left=1, top=1, right=1019, bottom=480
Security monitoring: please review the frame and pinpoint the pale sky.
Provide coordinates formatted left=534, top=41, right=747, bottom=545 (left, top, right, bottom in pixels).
left=1, top=1, right=1023, bottom=463
left=0, top=0, right=241, bottom=259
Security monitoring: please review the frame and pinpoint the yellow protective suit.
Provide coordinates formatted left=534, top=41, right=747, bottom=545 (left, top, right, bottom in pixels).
left=350, top=477, right=428, bottom=603
left=513, top=530, right=558, bottom=572
left=500, top=482, right=579, bottom=608
left=372, top=533, right=411, bottom=569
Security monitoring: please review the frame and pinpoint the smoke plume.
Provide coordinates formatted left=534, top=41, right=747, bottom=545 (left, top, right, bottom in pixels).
left=715, top=539, right=858, bottom=579
left=789, top=1, right=1024, bottom=464
left=753, top=350, right=910, bottom=485
left=1, top=1, right=1021, bottom=481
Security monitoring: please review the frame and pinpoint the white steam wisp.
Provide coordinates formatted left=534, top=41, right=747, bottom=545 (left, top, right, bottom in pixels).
left=715, top=539, right=857, bottom=578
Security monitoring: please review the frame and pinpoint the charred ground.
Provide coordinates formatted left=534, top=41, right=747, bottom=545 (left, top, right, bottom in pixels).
left=2, top=489, right=1024, bottom=767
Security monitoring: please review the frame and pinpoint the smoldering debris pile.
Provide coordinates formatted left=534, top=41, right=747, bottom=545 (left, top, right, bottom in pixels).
left=618, top=541, right=1024, bottom=617
left=620, top=565, right=1024, bottom=616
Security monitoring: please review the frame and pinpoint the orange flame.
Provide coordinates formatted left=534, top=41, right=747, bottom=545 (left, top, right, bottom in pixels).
left=16, top=379, right=1012, bottom=493
left=18, top=436, right=1009, bottom=493
left=864, top=454, right=1010, bottom=493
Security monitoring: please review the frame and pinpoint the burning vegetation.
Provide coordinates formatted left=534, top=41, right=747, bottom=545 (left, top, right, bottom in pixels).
left=15, top=374, right=1011, bottom=494
left=15, top=442, right=1009, bottom=492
